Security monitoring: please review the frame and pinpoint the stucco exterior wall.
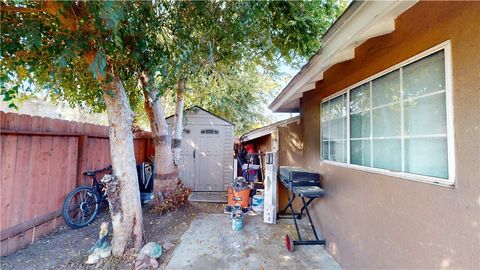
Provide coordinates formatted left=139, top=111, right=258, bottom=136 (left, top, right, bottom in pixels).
left=277, top=121, right=305, bottom=211
left=299, top=2, right=480, bottom=268
left=247, top=135, right=272, bottom=155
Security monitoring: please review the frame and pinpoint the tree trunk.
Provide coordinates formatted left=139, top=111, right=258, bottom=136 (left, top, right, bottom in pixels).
left=140, top=72, right=177, bottom=200
left=172, top=79, right=186, bottom=166
left=103, top=77, right=143, bottom=256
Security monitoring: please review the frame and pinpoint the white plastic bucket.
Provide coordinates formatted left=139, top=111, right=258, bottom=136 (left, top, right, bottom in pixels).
left=252, top=194, right=264, bottom=212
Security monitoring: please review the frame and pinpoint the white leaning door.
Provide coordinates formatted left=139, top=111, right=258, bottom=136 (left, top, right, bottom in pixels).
left=264, top=152, right=278, bottom=224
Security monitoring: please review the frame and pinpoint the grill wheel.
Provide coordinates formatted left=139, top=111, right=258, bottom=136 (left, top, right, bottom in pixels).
left=285, top=234, right=294, bottom=253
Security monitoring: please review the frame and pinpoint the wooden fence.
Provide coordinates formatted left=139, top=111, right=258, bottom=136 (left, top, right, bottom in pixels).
left=0, top=112, right=153, bottom=256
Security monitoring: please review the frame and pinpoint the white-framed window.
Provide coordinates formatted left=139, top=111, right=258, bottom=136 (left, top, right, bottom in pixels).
left=320, top=41, right=455, bottom=186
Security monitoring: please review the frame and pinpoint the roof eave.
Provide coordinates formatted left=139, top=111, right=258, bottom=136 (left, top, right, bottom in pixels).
left=269, top=0, right=418, bottom=113
left=240, top=116, right=301, bottom=142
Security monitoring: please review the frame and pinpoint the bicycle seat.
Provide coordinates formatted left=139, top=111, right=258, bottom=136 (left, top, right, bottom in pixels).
left=83, top=172, right=96, bottom=177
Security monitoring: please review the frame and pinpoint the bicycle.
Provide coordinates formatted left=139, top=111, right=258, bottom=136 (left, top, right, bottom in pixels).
left=62, top=165, right=111, bottom=229
left=62, top=163, right=155, bottom=229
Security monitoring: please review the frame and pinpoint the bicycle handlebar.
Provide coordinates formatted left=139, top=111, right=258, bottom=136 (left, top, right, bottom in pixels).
left=83, top=165, right=112, bottom=176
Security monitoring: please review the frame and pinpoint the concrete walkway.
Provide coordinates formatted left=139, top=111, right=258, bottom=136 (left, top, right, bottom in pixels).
left=166, top=213, right=341, bottom=270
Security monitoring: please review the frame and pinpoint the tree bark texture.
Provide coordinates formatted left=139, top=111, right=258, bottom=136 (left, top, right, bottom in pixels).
left=140, top=72, right=178, bottom=199
left=172, top=79, right=185, bottom=167
left=103, top=77, right=143, bottom=256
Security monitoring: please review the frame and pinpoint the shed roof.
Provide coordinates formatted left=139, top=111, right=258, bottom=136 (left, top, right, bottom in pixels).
left=240, top=116, right=300, bottom=143
left=269, top=1, right=418, bottom=112
left=165, top=106, right=235, bottom=126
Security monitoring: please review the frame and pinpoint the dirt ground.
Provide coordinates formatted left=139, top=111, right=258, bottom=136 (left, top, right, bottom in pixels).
left=1, top=202, right=224, bottom=270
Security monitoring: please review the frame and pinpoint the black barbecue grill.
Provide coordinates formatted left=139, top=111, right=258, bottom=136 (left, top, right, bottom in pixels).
left=278, top=166, right=325, bottom=252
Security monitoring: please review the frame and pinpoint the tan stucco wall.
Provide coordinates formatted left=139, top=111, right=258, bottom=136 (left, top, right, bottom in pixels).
left=298, top=2, right=480, bottom=269
left=247, top=135, right=272, bottom=155
left=278, top=121, right=304, bottom=211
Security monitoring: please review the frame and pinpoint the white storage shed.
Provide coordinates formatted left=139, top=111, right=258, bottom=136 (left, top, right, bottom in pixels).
left=166, top=106, right=234, bottom=191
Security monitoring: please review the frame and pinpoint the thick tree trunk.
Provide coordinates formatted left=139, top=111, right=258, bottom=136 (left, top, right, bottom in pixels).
left=103, top=77, right=143, bottom=256
left=140, top=72, right=177, bottom=200
left=172, top=79, right=185, bottom=166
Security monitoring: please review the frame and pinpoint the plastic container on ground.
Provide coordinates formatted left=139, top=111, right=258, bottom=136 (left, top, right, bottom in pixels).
left=252, top=190, right=264, bottom=212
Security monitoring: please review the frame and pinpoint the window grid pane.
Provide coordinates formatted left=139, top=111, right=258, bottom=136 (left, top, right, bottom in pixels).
left=372, top=139, right=402, bottom=171
left=372, top=70, right=401, bottom=107
left=403, top=92, right=447, bottom=136
left=350, top=83, right=370, bottom=113
left=351, top=139, right=371, bottom=166
left=321, top=94, right=347, bottom=163
left=403, top=50, right=445, bottom=98
left=404, top=137, right=448, bottom=178
left=372, top=104, right=401, bottom=137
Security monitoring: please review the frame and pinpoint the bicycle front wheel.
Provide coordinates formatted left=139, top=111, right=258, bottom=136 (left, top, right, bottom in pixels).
left=62, top=186, right=100, bottom=229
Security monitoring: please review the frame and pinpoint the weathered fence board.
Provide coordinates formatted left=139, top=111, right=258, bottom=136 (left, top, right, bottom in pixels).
left=0, top=111, right=153, bottom=256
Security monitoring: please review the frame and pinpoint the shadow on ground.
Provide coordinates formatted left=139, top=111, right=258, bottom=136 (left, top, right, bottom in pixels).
left=1, top=203, right=223, bottom=270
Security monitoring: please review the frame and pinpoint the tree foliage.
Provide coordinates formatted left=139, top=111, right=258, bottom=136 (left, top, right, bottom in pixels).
left=1, top=1, right=124, bottom=109
left=1, top=1, right=345, bottom=121
left=160, top=64, right=282, bottom=134
left=136, top=1, right=346, bottom=134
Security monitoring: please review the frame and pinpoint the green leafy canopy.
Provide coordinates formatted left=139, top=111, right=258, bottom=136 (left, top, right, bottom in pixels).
left=1, top=0, right=346, bottom=127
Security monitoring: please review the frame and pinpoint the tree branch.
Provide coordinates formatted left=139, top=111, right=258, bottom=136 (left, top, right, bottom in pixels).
left=0, top=4, right=43, bottom=13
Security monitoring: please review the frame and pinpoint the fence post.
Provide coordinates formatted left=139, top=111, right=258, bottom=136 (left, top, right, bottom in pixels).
left=76, top=135, right=88, bottom=186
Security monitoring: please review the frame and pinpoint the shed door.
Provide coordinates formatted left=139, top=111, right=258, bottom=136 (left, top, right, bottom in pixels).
left=178, top=127, right=196, bottom=190
left=194, top=128, right=225, bottom=191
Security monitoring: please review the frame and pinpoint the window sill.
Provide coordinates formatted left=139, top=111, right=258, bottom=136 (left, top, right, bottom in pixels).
left=321, top=160, right=455, bottom=188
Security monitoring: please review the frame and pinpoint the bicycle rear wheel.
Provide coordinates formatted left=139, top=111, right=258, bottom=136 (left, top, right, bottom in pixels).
left=62, top=186, right=100, bottom=229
